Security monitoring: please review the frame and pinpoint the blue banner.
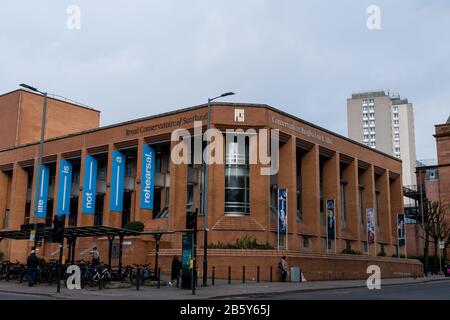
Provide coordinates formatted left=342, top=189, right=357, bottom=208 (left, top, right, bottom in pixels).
left=141, top=144, right=156, bottom=210
left=278, top=188, right=287, bottom=234
left=326, top=199, right=336, bottom=240
left=82, top=155, right=98, bottom=214
left=35, top=164, right=50, bottom=218
left=56, top=160, right=73, bottom=216
left=367, top=208, right=375, bottom=245
left=110, top=150, right=125, bottom=212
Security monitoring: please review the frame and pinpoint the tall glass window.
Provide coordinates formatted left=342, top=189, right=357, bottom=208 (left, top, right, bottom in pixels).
left=270, top=175, right=278, bottom=218
left=296, top=151, right=302, bottom=221
left=375, top=190, right=381, bottom=227
left=224, top=137, right=250, bottom=215
left=359, top=186, right=365, bottom=226
left=319, top=158, right=325, bottom=225
left=340, top=180, right=347, bottom=226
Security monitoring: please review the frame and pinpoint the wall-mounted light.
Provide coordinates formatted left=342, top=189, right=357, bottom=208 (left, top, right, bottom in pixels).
left=79, top=185, right=83, bottom=191
left=106, top=182, right=111, bottom=188
left=136, top=178, right=141, bottom=184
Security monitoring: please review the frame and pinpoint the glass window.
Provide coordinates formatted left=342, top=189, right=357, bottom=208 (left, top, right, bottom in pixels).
left=98, top=160, right=107, bottom=181
left=319, top=159, right=325, bottom=224
left=375, top=191, right=381, bottom=227
left=125, top=160, right=133, bottom=177
left=3, top=209, right=10, bottom=229
left=296, top=152, right=302, bottom=221
left=224, top=138, right=250, bottom=215
left=359, top=186, right=364, bottom=225
left=363, top=241, right=368, bottom=253
left=270, top=176, right=278, bottom=218
left=346, top=240, right=352, bottom=250
left=187, top=184, right=194, bottom=211
left=303, top=236, right=309, bottom=248
left=340, top=181, right=347, bottom=225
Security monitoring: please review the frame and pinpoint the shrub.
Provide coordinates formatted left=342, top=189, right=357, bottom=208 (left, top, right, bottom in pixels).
left=123, top=221, right=145, bottom=232
left=377, top=251, right=386, bottom=257
left=208, top=235, right=273, bottom=250
left=341, top=248, right=361, bottom=255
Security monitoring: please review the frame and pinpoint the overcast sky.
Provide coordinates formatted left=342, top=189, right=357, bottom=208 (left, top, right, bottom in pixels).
left=1, top=1, right=449, bottom=160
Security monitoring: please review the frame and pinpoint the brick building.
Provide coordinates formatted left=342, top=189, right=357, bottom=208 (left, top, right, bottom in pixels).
left=0, top=89, right=422, bottom=280
left=406, top=116, right=450, bottom=261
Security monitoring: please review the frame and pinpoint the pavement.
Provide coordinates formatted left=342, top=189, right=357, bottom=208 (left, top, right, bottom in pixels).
left=0, top=275, right=448, bottom=300
left=247, top=280, right=450, bottom=300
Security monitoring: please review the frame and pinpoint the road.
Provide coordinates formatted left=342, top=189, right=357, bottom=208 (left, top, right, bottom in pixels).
left=231, top=280, right=450, bottom=300
left=0, top=292, right=54, bottom=300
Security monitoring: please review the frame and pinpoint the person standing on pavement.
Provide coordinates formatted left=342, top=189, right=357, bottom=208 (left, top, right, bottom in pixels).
left=26, top=250, right=39, bottom=287
left=279, top=256, right=288, bottom=282
left=90, top=246, right=100, bottom=266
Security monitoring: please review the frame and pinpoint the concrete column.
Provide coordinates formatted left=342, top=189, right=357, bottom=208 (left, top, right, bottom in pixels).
left=341, top=158, right=360, bottom=244
left=376, top=170, right=392, bottom=249
left=168, top=139, right=188, bottom=247
left=78, top=148, right=94, bottom=226
left=134, top=138, right=145, bottom=223
left=389, top=173, right=404, bottom=253
left=104, top=143, right=121, bottom=228
left=207, top=133, right=225, bottom=247
left=300, top=144, right=320, bottom=251
left=0, top=171, right=9, bottom=229
left=360, top=164, right=376, bottom=256
left=322, top=152, right=340, bottom=251
left=278, top=136, right=299, bottom=250
left=249, top=133, right=270, bottom=244
left=9, top=162, right=29, bottom=261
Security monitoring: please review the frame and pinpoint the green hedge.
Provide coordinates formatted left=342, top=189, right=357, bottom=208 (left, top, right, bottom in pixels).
left=341, top=248, right=362, bottom=255
left=123, top=221, right=145, bottom=232
left=208, top=235, right=273, bottom=250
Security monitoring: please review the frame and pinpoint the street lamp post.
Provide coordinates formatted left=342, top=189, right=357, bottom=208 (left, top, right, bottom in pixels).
left=19, top=84, right=48, bottom=250
left=418, top=169, right=429, bottom=276
left=202, top=91, right=235, bottom=287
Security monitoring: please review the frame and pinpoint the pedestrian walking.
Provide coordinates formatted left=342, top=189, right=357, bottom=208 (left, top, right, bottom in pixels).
left=170, top=255, right=182, bottom=286
left=279, top=255, right=288, bottom=282
left=26, top=250, right=39, bottom=287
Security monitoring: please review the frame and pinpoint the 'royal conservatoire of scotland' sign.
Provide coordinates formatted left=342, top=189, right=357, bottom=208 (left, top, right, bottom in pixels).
left=141, top=144, right=156, bottom=210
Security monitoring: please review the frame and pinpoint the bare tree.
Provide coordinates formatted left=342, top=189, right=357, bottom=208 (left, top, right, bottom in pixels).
left=423, top=201, right=450, bottom=272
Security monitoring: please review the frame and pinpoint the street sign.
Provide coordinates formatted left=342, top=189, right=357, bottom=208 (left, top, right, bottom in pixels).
left=439, top=240, right=445, bottom=250
left=29, top=230, right=36, bottom=243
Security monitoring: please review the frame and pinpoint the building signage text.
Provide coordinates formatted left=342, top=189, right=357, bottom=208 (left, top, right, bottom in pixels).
left=125, top=113, right=208, bottom=137
left=271, top=116, right=333, bottom=145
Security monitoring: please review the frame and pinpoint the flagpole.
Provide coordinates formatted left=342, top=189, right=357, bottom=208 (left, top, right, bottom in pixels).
left=404, top=215, right=408, bottom=259
left=372, top=212, right=378, bottom=257
left=366, top=209, right=369, bottom=257
left=286, top=189, right=288, bottom=251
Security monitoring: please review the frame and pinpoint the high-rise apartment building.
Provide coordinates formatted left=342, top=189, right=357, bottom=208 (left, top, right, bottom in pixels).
left=347, top=91, right=417, bottom=187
